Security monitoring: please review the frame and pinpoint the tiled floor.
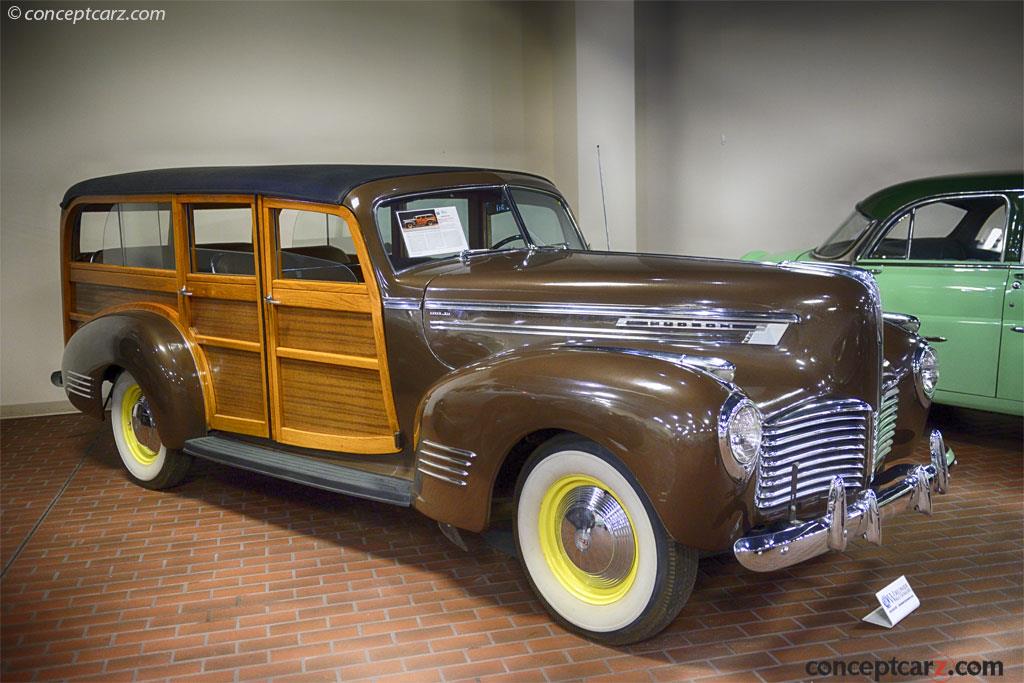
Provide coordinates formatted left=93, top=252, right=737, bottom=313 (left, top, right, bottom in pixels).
left=1, top=406, right=1020, bottom=682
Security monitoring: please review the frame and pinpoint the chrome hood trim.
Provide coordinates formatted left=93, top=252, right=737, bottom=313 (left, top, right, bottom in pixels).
left=423, top=299, right=798, bottom=347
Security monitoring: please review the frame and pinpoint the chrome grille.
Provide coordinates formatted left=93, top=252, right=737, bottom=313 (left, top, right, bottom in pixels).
left=756, top=398, right=870, bottom=511
left=873, top=380, right=900, bottom=469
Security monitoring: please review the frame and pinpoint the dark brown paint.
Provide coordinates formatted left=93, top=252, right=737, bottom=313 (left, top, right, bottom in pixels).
left=61, top=311, right=207, bottom=449
left=58, top=169, right=934, bottom=554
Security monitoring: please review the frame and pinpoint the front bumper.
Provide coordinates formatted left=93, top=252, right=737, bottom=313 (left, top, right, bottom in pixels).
left=734, top=430, right=954, bottom=572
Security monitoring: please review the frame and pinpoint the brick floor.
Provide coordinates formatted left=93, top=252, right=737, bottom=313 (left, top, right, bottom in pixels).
left=1, top=405, right=1020, bottom=682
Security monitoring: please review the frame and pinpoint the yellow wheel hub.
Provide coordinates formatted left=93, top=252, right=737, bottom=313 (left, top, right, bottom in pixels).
left=538, top=473, right=639, bottom=605
left=121, top=384, right=159, bottom=465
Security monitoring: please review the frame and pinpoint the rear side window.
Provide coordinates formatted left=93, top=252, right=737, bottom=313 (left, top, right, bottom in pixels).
left=76, top=203, right=174, bottom=269
left=189, top=205, right=255, bottom=276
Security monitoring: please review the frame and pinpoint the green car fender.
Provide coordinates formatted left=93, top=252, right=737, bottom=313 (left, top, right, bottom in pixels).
left=740, top=247, right=813, bottom=263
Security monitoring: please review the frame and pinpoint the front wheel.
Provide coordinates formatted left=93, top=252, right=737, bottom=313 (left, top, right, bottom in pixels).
left=111, top=372, right=192, bottom=490
left=513, top=435, right=698, bottom=644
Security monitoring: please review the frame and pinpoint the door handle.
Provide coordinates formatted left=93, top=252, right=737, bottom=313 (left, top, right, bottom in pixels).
left=923, top=336, right=947, bottom=343
left=1013, top=272, right=1024, bottom=279
left=264, top=294, right=280, bottom=305
left=179, top=286, right=193, bottom=297
left=865, top=267, right=883, bottom=274
left=1012, top=327, right=1024, bottom=334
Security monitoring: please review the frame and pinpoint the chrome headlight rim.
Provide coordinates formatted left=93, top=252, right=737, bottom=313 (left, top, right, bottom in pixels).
left=913, top=343, right=939, bottom=403
left=717, top=393, right=763, bottom=482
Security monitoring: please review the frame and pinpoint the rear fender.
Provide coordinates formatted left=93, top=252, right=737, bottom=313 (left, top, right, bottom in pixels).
left=61, top=307, right=207, bottom=449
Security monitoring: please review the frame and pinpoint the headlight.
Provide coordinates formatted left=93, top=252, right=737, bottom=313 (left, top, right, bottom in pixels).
left=915, top=344, right=939, bottom=401
left=718, top=394, right=763, bottom=481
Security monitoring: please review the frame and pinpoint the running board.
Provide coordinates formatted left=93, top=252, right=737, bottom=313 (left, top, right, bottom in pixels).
left=183, top=436, right=413, bottom=506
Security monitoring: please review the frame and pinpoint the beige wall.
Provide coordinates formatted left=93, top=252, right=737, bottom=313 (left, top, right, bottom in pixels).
left=576, top=0, right=636, bottom=251
left=5, top=0, right=1022, bottom=412
left=637, top=1, right=1024, bottom=258
left=0, top=0, right=577, bottom=411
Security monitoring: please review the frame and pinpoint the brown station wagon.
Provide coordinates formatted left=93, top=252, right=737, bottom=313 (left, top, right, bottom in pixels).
left=55, top=165, right=954, bottom=643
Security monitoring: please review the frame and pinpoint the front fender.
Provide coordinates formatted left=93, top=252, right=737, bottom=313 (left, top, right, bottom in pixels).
left=882, top=321, right=930, bottom=464
left=61, top=309, right=207, bottom=449
left=411, top=346, right=753, bottom=551
left=740, top=247, right=812, bottom=263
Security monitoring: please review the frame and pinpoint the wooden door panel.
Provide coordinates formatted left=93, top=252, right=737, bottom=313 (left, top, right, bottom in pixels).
left=180, top=197, right=270, bottom=438
left=271, top=285, right=372, bottom=313
left=189, top=298, right=261, bottom=342
left=74, top=283, right=177, bottom=315
left=260, top=199, right=399, bottom=454
left=278, top=359, right=391, bottom=435
left=275, top=307, right=378, bottom=358
left=203, top=345, right=267, bottom=422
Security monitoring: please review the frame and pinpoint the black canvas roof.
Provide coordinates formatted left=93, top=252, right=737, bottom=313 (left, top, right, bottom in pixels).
left=61, top=164, right=488, bottom=208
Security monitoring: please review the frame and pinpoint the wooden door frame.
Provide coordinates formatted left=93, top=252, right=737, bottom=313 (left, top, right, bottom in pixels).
left=175, top=194, right=270, bottom=437
left=257, top=197, right=400, bottom=453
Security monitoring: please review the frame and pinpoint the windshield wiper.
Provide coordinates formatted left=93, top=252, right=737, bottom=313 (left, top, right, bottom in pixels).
left=458, top=248, right=496, bottom=264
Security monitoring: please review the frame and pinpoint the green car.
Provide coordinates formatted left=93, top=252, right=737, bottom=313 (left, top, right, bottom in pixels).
left=744, top=172, right=1024, bottom=416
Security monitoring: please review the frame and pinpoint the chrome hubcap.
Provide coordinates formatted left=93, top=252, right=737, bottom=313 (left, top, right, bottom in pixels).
left=557, top=485, right=635, bottom=587
left=130, top=396, right=161, bottom=453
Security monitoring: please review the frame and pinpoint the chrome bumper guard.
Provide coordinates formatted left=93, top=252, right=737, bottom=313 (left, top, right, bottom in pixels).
left=734, top=430, right=954, bottom=572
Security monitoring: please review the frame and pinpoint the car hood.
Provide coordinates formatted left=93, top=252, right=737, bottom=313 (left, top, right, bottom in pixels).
left=421, top=249, right=883, bottom=411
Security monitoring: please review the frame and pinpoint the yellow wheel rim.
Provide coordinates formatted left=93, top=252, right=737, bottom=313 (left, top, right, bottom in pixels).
left=121, top=384, right=158, bottom=465
left=537, top=473, right=639, bottom=605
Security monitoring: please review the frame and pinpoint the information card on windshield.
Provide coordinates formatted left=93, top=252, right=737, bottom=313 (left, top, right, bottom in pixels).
left=396, top=206, right=469, bottom=257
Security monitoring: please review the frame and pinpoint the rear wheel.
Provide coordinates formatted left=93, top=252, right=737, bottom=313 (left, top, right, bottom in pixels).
left=513, top=435, right=698, bottom=644
left=111, top=372, right=191, bottom=489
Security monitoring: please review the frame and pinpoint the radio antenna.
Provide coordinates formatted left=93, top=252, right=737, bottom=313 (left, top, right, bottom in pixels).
left=596, top=144, right=611, bottom=250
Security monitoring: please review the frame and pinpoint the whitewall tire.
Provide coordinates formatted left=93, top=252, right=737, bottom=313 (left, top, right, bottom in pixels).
left=111, top=372, right=191, bottom=489
left=513, top=434, right=698, bottom=644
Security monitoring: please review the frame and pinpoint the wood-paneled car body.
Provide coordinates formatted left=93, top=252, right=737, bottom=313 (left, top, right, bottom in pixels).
left=56, top=166, right=953, bottom=643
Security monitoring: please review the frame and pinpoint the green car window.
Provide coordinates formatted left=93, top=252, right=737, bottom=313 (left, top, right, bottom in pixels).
left=867, top=213, right=910, bottom=259
left=815, top=211, right=872, bottom=258
left=867, top=195, right=1010, bottom=263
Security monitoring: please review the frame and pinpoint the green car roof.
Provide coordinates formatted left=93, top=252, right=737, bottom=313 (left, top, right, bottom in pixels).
left=856, top=171, right=1024, bottom=220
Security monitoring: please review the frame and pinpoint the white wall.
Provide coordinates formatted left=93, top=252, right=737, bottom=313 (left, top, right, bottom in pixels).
left=0, top=0, right=577, bottom=411
left=636, top=1, right=1024, bottom=258
left=575, top=0, right=636, bottom=251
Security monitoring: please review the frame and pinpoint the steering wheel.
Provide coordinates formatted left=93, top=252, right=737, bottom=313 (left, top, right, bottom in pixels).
left=491, top=234, right=527, bottom=250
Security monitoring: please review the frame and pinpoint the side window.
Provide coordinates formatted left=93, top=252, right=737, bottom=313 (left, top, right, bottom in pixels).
left=971, top=203, right=1007, bottom=259
left=75, top=203, right=174, bottom=269
left=190, top=205, right=255, bottom=275
left=867, top=212, right=910, bottom=259
left=908, top=196, right=1009, bottom=262
left=274, top=209, right=364, bottom=283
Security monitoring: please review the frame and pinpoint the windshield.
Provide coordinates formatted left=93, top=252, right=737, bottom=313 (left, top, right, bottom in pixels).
left=814, top=211, right=873, bottom=258
left=375, top=185, right=585, bottom=272
left=510, top=188, right=586, bottom=250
